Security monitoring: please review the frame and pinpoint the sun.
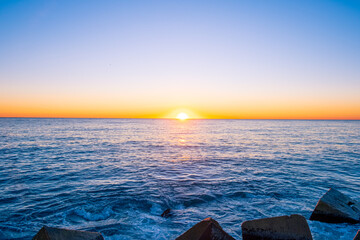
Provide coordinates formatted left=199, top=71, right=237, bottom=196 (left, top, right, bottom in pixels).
left=176, top=112, right=189, bottom=120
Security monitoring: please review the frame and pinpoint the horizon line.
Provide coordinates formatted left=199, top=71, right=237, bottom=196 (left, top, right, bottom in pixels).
left=0, top=117, right=359, bottom=121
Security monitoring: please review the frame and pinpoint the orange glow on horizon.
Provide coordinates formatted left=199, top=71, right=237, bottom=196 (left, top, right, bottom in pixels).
left=0, top=98, right=359, bottom=120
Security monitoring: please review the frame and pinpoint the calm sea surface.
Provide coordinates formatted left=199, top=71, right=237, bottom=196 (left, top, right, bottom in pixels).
left=0, top=118, right=359, bottom=239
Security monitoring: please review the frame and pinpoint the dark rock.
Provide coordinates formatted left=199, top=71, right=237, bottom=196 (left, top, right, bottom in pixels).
left=161, top=208, right=172, bottom=218
left=310, top=188, right=360, bottom=223
left=354, top=230, right=360, bottom=240
left=241, top=214, right=313, bottom=240
left=33, top=226, right=104, bottom=240
left=176, top=217, right=235, bottom=240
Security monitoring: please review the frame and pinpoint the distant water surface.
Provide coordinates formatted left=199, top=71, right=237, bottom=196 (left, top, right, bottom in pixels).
left=0, top=119, right=359, bottom=239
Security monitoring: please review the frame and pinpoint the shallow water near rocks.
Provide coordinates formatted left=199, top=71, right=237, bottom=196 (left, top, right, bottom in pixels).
left=0, top=118, right=359, bottom=239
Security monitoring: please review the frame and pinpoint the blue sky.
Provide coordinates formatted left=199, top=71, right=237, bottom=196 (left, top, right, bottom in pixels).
left=0, top=0, right=359, bottom=118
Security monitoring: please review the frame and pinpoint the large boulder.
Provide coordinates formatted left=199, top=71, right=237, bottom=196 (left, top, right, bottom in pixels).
left=241, top=214, right=313, bottom=240
left=176, top=217, right=235, bottom=240
left=354, top=230, right=360, bottom=240
left=310, top=188, right=360, bottom=223
left=33, top=226, right=104, bottom=240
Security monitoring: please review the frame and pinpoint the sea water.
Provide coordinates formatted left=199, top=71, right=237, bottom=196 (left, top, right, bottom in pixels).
left=0, top=118, right=359, bottom=239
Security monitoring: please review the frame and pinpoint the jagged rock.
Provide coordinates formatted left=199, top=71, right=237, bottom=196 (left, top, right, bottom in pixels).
left=310, top=188, right=360, bottom=223
left=241, top=214, right=313, bottom=240
left=33, top=226, right=104, bottom=240
left=353, top=230, right=360, bottom=240
left=176, top=217, right=235, bottom=240
left=161, top=208, right=172, bottom=218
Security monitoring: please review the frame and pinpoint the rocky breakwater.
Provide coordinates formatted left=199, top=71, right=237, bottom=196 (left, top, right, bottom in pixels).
left=241, top=214, right=313, bottom=240
left=174, top=216, right=313, bottom=240
left=173, top=188, right=359, bottom=240
left=176, top=217, right=235, bottom=240
left=31, top=187, right=359, bottom=240
left=32, top=226, right=104, bottom=240
left=310, top=188, right=360, bottom=224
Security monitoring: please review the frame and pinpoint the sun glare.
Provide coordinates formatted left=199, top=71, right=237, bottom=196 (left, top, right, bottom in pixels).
left=176, top=112, right=189, bottom=120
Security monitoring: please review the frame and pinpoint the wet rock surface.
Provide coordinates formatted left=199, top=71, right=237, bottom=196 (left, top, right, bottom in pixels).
left=161, top=208, right=172, bottom=218
left=354, top=230, right=360, bottom=240
left=176, top=217, right=235, bottom=240
left=310, top=188, right=360, bottom=223
left=241, top=214, right=313, bottom=240
left=32, top=226, right=104, bottom=240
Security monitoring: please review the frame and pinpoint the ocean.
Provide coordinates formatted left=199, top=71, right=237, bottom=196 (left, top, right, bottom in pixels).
left=0, top=118, right=359, bottom=239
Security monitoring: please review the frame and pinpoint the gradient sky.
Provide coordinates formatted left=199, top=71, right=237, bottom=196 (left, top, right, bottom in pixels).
left=0, top=0, right=359, bottom=119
